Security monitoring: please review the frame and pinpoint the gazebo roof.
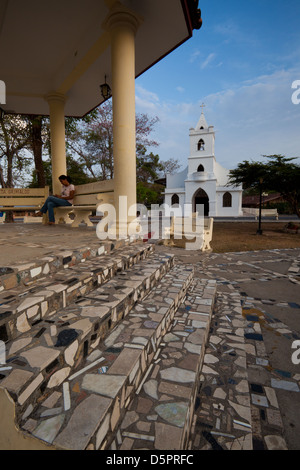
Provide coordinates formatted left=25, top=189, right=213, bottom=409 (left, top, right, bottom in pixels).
left=0, top=0, right=202, bottom=117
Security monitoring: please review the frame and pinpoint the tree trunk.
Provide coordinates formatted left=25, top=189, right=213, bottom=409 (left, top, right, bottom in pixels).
left=29, top=116, right=45, bottom=187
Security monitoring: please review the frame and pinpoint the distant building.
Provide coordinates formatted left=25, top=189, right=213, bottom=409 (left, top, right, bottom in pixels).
left=164, top=110, right=243, bottom=217
left=242, top=193, right=284, bottom=208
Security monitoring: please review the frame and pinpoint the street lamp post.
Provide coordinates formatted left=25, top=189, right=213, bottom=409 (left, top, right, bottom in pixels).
left=257, top=177, right=263, bottom=235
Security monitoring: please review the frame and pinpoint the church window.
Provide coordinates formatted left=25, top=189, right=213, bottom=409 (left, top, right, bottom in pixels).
left=198, top=139, right=205, bottom=151
left=197, top=164, right=205, bottom=172
left=171, top=194, right=179, bottom=206
left=223, top=192, right=232, bottom=207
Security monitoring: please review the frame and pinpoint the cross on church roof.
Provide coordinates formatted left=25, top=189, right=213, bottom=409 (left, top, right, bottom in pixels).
left=200, top=103, right=206, bottom=113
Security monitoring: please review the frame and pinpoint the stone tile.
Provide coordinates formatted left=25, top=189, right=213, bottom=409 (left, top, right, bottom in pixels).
left=96, top=413, right=110, bottom=450
left=16, top=313, right=31, bottom=333
left=155, top=402, right=188, bottom=428
left=18, top=373, right=44, bottom=406
left=264, top=386, right=279, bottom=408
left=154, top=422, right=182, bottom=450
left=81, top=373, right=126, bottom=398
left=228, top=400, right=251, bottom=423
left=17, top=296, right=45, bottom=313
left=32, top=414, right=65, bottom=444
left=107, top=348, right=141, bottom=376
left=120, top=411, right=139, bottom=430
left=213, top=388, right=227, bottom=400
left=0, top=368, right=33, bottom=394
left=54, top=394, right=111, bottom=450
left=42, top=391, right=62, bottom=409
left=21, top=346, right=60, bottom=370
left=143, top=379, right=158, bottom=399
left=160, top=367, right=195, bottom=383
left=48, top=367, right=71, bottom=388
left=251, top=393, right=269, bottom=407
left=158, top=381, right=191, bottom=399
left=271, top=378, right=299, bottom=392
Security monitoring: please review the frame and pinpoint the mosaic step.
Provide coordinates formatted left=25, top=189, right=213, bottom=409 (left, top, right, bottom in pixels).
left=0, top=257, right=190, bottom=450
left=114, top=277, right=217, bottom=451
left=0, top=243, right=154, bottom=343
left=190, top=291, right=254, bottom=451
left=0, top=237, right=131, bottom=292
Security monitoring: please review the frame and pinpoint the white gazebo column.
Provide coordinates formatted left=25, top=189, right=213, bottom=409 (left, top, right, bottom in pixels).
left=104, top=4, right=142, bottom=237
left=45, top=92, right=67, bottom=195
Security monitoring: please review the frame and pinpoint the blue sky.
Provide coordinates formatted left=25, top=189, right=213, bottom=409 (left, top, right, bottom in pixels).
left=135, top=0, right=300, bottom=171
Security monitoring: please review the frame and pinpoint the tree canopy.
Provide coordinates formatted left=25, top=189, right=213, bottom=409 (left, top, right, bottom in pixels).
left=0, top=102, right=181, bottom=207
left=229, top=155, right=300, bottom=217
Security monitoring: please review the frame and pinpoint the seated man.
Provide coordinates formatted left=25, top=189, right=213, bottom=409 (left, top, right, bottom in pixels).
left=36, top=175, right=75, bottom=225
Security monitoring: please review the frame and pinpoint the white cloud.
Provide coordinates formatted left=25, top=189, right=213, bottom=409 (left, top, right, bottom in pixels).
left=201, top=53, right=216, bottom=69
left=189, top=49, right=201, bottom=63
left=135, top=68, right=300, bottom=170
left=205, top=68, right=300, bottom=167
left=135, top=85, right=160, bottom=112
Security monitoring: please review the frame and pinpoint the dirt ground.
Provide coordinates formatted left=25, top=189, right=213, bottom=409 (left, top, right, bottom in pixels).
left=211, top=222, right=300, bottom=253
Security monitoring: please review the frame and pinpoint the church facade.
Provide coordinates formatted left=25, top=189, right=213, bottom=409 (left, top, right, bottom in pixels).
left=164, top=110, right=243, bottom=218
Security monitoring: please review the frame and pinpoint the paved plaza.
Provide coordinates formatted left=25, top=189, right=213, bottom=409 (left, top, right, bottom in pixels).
left=165, top=246, right=300, bottom=450
left=0, top=222, right=300, bottom=450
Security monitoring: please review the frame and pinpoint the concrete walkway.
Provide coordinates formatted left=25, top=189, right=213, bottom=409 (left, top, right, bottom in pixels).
left=1, top=222, right=300, bottom=450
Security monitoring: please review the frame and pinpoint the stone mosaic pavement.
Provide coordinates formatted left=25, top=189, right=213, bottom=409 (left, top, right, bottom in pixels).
left=161, top=246, right=300, bottom=451
left=0, top=223, right=99, bottom=266
left=0, top=223, right=300, bottom=450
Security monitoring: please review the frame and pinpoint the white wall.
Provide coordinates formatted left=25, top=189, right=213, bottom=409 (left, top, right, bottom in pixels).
left=216, top=189, right=243, bottom=216
left=166, top=166, right=188, bottom=189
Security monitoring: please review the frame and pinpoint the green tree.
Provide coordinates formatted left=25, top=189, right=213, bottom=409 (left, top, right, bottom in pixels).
left=229, top=155, right=300, bottom=218
left=0, top=114, right=30, bottom=188
left=136, top=147, right=163, bottom=183
left=135, top=147, right=182, bottom=206
left=137, top=182, right=165, bottom=207
left=29, top=155, right=93, bottom=192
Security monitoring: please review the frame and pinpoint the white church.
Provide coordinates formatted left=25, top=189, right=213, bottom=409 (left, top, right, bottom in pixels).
left=164, top=109, right=243, bottom=218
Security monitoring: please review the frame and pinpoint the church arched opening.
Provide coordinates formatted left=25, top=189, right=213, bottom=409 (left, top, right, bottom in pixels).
left=197, top=164, right=205, bottom=172
left=223, top=192, right=232, bottom=207
left=197, top=139, right=205, bottom=151
left=193, top=188, right=209, bottom=216
left=171, top=194, right=180, bottom=206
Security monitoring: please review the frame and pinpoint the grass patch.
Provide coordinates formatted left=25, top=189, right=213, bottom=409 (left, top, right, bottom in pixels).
left=211, top=222, right=300, bottom=253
